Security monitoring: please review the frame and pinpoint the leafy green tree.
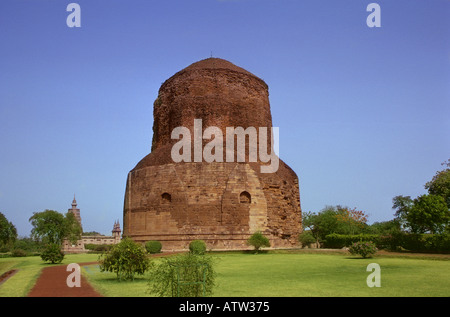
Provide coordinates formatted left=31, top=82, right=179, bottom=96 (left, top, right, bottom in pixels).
left=425, top=159, right=450, bottom=208
left=302, top=211, right=321, bottom=244
left=393, top=194, right=449, bottom=234
left=247, top=231, right=270, bottom=253
left=99, top=237, right=151, bottom=281
left=368, top=219, right=401, bottom=235
left=29, top=210, right=81, bottom=245
left=407, top=194, right=449, bottom=234
left=335, top=207, right=369, bottom=235
left=392, top=195, right=414, bottom=230
left=310, top=207, right=343, bottom=240
left=0, top=212, right=17, bottom=250
left=304, top=205, right=367, bottom=244
left=14, top=236, right=43, bottom=254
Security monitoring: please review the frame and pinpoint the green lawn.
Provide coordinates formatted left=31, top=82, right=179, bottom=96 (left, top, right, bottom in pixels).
left=1, top=251, right=449, bottom=297
left=82, top=251, right=450, bottom=297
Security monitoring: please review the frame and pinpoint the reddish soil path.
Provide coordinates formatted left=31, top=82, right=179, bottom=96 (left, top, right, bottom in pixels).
left=27, top=262, right=102, bottom=297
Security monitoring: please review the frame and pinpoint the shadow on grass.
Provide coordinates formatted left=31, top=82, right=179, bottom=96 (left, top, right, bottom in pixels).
left=344, top=256, right=377, bottom=260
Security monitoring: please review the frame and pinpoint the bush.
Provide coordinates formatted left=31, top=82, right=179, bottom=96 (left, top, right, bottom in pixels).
left=84, top=244, right=113, bottom=252
left=324, top=234, right=380, bottom=249
left=298, top=231, right=316, bottom=248
left=40, top=243, right=64, bottom=264
left=348, top=241, right=378, bottom=258
left=146, top=241, right=162, bottom=254
left=99, top=238, right=151, bottom=280
left=11, top=249, right=27, bottom=257
left=189, top=240, right=206, bottom=255
left=247, top=231, right=270, bottom=253
left=148, top=252, right=216, bottom=297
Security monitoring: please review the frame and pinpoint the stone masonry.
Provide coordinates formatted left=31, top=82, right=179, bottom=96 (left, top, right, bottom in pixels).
left=123, top=58, right=302, bottom=250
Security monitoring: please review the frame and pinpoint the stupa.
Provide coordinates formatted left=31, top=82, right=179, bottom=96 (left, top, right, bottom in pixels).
left=123, top=58, right=302, bottom=250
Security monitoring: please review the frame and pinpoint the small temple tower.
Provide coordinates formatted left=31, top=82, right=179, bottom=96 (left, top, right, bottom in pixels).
left=68, top=194, right=82, bottom=231
left=112, top=220, right=122, bottom=243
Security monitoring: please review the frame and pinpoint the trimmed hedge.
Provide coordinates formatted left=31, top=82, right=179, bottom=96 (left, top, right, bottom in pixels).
left=189, top=240, right=207, bottom=255
left=84, top=244, right=113, bottom=252
left=324, top=234, right=380, bottom=249
left=394, top=233, right=450, bottom=253
left=145, top=241, right=162, bottom=254
left=324, top=233, right=450, bottom=253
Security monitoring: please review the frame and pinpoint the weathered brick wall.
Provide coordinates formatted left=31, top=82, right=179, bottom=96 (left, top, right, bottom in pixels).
left=123, top=58, right=302, bottom=250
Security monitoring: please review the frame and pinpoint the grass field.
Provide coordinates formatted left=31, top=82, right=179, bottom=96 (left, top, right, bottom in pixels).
left=82, top=251, right=450, bottom=297
left=1, top=251, right=449, bottom=297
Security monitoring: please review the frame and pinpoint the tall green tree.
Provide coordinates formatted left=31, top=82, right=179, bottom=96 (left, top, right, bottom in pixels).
left=393, top=194, right=449, bottom=234
left=407, top=194, right=449, bottom=234
left=425, top=159, right=450, bottom=208
left=335, top=207, right=369, bottom=235
left=0, top=212, right=17, bottom=250
left=392, top=195, right=414, bottom=230
left=29, top=209, right=81, bottom=245
left=302, top=205, right=368, bottom=244
left=393, top=160, right=450, bottom=233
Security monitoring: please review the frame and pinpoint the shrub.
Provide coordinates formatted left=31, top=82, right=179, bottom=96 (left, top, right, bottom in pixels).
left=148, top=252, right=216, bottom=297
left=247, top=231, right=270, bottom=253
left=298, top=231, right=316, bottom=248
left=11, top=249, right=27, bottom=257
left=40, top=243, right=64, bottom=264
left=146, top=240, right=163, bottom=254
left=189, top=240, right=206, bottom=255
left=99, top=238, right=151, bottom=280
left=348, top=241, right=378, bottom=258
left=84, top=244, right=113, bottom=252
left=324, top=234, right=380, bottom=249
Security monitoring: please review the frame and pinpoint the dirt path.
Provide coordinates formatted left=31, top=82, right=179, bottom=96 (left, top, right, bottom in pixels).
left=27, top=262, right=102, bottom=297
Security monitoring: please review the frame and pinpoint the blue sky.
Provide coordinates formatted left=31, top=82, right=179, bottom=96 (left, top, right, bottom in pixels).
left=0, top=0, right=449, bottom=236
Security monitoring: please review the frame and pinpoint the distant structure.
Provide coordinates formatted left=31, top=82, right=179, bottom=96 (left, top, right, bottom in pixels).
left=68, top=195, right=82, bottom=229
left=123, top=58, right=302, bottom=251
left=63, top=197, right=122, bottom=253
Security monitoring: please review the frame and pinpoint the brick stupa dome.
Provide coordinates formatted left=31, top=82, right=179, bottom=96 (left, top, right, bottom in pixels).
left=123, top=58, right=302, bottom=250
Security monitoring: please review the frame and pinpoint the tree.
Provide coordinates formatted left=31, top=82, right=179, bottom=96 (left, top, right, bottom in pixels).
left=311, top=206, right=344, bottom=239
left=368, top=219, right=401, bottom=235
left=335, top=207, right=369, bottom=235
left=302, top=211, right=318, bottom=243
left=392, top=195, right=414, bottom=230
left=99, top=237, right=151, bottom=281
left=425, top=159, right=450, bottom=208
left=407, top=194, right=449, bottom=234
left=0, top=212, right=17, bottom=250
left=393, top=194, right=449, bottom=234
left=247, top=231, right=270, bottom=253
left=29, top=209, right=81, bottom=245
left=304, top=205, right=367, bottom=245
